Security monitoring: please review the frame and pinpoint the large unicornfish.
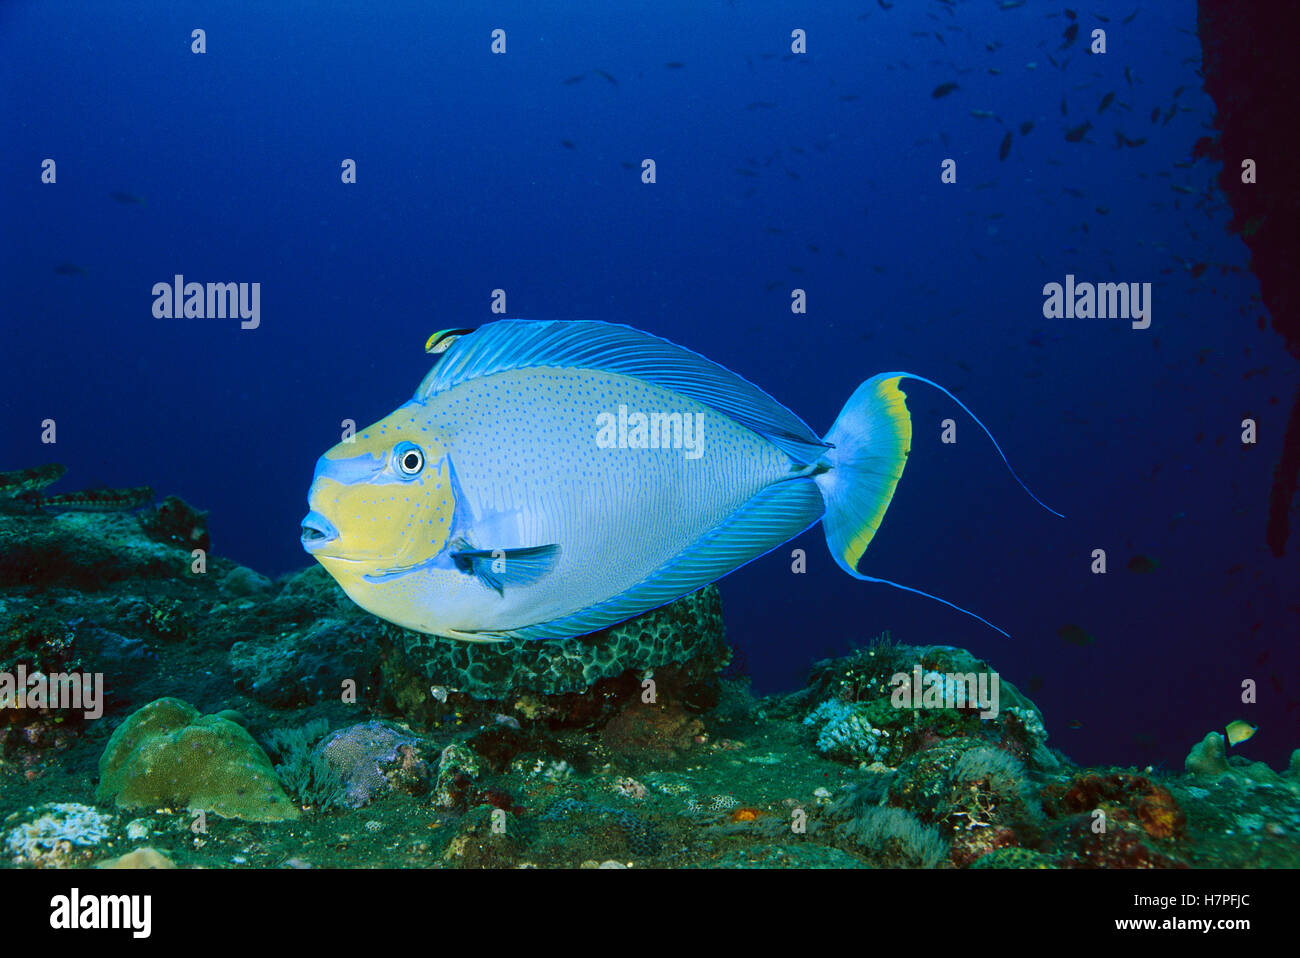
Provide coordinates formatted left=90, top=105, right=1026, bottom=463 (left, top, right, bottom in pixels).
left=301, top=320, right=1059, bottom=641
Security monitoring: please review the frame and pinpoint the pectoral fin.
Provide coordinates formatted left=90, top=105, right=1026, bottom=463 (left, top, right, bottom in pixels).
left=451, top=542, right=561, bottom=596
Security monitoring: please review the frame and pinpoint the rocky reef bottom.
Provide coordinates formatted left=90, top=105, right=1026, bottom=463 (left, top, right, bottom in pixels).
left=1, top=496, right=1297, bottom=869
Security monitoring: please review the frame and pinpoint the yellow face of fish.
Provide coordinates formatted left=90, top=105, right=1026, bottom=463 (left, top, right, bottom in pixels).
left=300, top=405, right=455, bottom=592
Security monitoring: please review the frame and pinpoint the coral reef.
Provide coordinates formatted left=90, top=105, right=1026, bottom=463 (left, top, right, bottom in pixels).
left=441, top=803, right=528, bottom=868
left=432, top=743, right=483, bottom=810
left=788, top=638, right=1058, bottom=773
left=312, top=721, right=430, bottom=808
left=1185, top=731, right=1231, bottom=779
left=96, top=697, right=299, bottom=822
left=5, top=802, right=113, bottom=868
left=263, top=718, right=348, bottom=809
left=230, top=617, right=380, bottom=707
left=600, top=699, right=704, bottom=760
left=380, top=584, right=729, bottom=705
left=1, top=500, right=1298, bottom=870
left=219, top=565, right=272, bottom=598
left=832, top=805, right=948, bottom=868
left=803, top=698, right=890, bottom=763
left=942, top=746, right=1044, bottom=866
left=95, top=846, right=176, bottom=869
left=138, top=495, right=210, bottom=553
left=538, top=798, right=663, bottom=859
left=0, top=512, right=186, bottom=589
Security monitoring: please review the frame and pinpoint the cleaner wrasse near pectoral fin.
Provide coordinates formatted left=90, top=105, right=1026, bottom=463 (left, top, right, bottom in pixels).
left=302, top=319, right=1063, bottom=643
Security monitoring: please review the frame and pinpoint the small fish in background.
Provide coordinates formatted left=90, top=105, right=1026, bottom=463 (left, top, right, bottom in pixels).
left=54, top=262, right=86, bottom=276
left=1019, top=120, right=1034, bottom=135
left=1098, top=91, right=1116, bottom=113
left=931, top=81, right=959, bottom=98
left=1062, top=22, right=1079, bottom=48
left=1224, top=720, right=1257, bottom=747
left=560, top=139, right=576, bottom=150
left=595, top=70, right=618, bottom=86
left=1065, top=120, right=1092, bottom=142
left=1126, top=554, right=1159, bottom=574
left=1067, top=719, right=1084, bottom=729
left=1057, top=623, right=1095, bottom=646
left=970, top=109, right=997, bottom=119
left=999, top=131, right=1012, bottom=161
left=38, top=485, right=154, bottom=512
left=664, top=61, right=685, bottom=69
left=109, top=191, right=146, bottom=205
left=561, top=74, right=585, bottom=85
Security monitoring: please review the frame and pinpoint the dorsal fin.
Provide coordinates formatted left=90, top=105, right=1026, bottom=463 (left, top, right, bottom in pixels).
left=415, top=320, right=829, bottom=463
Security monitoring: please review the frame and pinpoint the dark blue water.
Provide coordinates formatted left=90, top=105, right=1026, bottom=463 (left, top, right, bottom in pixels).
left=3, top=1, right=1295, bottom=772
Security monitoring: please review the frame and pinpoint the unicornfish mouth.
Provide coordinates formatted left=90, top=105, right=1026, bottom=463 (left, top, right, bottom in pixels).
left=300, top=511, right=339, bottom=552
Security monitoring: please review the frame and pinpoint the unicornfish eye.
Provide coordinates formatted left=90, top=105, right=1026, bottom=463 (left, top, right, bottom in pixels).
left=394, top=443, right=424, bottom=476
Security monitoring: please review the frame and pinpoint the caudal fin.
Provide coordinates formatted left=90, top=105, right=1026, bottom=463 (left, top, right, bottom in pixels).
left=813, top=372, right=1062, bottom=637
left=814, top=374, right=913, bottom=578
